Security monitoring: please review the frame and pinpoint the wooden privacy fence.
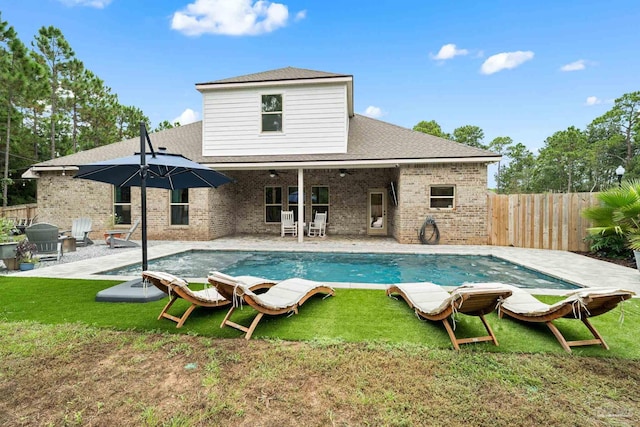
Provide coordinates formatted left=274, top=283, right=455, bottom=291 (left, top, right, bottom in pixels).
left=487, top=192, right=600, bottom=252
left=0, top=203, right=38, bottom=222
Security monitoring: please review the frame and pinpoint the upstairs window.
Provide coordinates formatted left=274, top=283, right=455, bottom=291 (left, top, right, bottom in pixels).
left=170, top=189, right=189, bottom=225
left=430, top=186, right=455, bottom=209
left=265, top=186, right=282, bottom=223
left=261, top=94, right=282, bottom=132
left=113, top=186, right=131, bottom=225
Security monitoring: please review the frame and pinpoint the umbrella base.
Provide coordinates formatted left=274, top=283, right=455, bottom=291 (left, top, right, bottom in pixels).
left=95, top=278, right=166, bottom=303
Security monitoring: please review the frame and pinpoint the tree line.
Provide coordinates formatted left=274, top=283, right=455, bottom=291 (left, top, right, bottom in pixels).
left=0, top=13, right=181, bottom=207
left=413, top=91, right=640, bottom=194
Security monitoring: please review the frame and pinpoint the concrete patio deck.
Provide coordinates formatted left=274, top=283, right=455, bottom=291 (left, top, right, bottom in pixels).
left=11, top=235, right=640, bottom=296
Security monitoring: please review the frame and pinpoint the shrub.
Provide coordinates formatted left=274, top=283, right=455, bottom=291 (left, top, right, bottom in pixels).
left=582, top=179, right=640, bottom=254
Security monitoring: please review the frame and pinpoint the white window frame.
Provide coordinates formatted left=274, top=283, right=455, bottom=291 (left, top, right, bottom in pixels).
left=265, top=186, right=283, bottom=223
left=260, top=93, right=283, bottom=133
left=430, top=185, right=455, bottom=209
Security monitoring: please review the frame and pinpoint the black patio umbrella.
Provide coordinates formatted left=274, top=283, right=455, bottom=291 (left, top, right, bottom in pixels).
left=75, top=122, right=234, bottom=271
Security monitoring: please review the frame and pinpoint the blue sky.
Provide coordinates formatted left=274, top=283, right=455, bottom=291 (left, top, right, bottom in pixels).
left=3, top=0, right=640, bottom=157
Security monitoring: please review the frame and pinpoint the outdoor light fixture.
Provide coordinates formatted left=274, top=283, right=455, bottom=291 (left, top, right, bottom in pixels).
left=616, top=165, right=625, bottom=186
left=61, top=167, right=65, bottom=176
left=269, top=169, right=278, bottom=178
left=339, top=169, right=350, bottom=178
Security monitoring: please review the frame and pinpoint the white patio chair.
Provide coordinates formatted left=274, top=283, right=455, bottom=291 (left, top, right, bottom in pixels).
left=280, top=210, right=297, bottom=237
left=307, top=212, right=327, bottom=237
left=62, top=217, right=93, bottom=246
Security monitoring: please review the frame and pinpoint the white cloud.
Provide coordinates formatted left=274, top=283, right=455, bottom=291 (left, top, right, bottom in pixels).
left=364, top=106, right=383, bottom=118
left=171, top=0, right=292, bottom=36
left=431, top=43, right=469, bottom=60
left=585, top=96, right=602, bottom=106
left=295, top=10, right=306, bottom=21
left=560, top=59, right=586, bottom=72
left=58, top=0, right=112, bottom=8
left=480, top=51, right=534, bottom=75
left=172, top=108, right=200, bottom=125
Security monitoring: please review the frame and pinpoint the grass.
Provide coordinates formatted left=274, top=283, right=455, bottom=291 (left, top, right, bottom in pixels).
left=1, top=277, right=639, bottom=425
left=0, top=276, right=639, bottom=358
left=1, top=321, right=639, bottom=426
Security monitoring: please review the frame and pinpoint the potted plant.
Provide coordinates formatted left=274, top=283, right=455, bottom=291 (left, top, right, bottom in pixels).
left=582, top=179, right=640, bottom=269
left=15, top=239, right=38, bottom=271
left=0, top=217, right=19, bottom=262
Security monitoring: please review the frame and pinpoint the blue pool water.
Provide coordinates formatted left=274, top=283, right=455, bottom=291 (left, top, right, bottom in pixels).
left=101, top=250, right=578, bottom=290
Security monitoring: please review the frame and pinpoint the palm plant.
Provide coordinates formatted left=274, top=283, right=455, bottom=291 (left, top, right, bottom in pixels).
left=582, top=179, right=640, bottom=253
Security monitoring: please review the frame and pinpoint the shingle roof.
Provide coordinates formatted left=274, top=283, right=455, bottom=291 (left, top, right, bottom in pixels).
left=197, top=66, right=351, bottom=85
left=32, top=115, right=498, bottom=169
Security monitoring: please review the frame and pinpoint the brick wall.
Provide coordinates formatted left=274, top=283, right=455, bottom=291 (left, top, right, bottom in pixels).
left=37, top=171, right=232, bottom=241
left=35, top=163, right=489, bottom=244
left=395, top=163, right=489, bottom=244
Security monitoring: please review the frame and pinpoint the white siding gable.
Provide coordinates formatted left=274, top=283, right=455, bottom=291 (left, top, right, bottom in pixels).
left=201, top=82, right=348, bottom=156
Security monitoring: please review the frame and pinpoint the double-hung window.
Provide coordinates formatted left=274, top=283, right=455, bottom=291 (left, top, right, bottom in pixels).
left=113, top=186, right=131, bottom=225
left=288, top=186, right=303, bottom=223
left=265, top=186, right=282, bottom=223
left=261, top=94, right=282, bottom=132
left=170, top=189, right=189, bottom=225
left=311, top=186, right=329, bottom=222
left=430, top=186, right=455, bottom=209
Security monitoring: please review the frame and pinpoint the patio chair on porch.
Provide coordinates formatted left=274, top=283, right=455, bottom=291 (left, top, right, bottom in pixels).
left=105, top=218, right=140, bottom=248
left=307, top=212, right=327, bottom=237
left=281, top=210, right=297, bottom=237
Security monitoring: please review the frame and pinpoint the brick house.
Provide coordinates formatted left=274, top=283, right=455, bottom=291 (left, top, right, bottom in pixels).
left=24, top=67, right=500, bottom=244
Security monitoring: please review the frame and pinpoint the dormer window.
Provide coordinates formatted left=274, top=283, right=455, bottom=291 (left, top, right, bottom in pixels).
left=261, top=94, right=283, bottom=132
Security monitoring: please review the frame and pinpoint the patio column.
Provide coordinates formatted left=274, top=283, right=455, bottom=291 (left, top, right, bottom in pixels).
left=298, top=168, right=304, bottom=242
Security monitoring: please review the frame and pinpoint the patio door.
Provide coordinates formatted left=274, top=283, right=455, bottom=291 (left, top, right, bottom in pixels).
left=367, top=188, right=387, bottom=235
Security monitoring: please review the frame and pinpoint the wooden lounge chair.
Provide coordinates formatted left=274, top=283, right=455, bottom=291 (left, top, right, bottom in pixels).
left=387, top=282, right=512, bottom=350
left=208, top=271, right=335, bottom=340
left=478, top=283, right=635, bottom=353
left=142, top=270, right=275, bottom=328
left=105, top=218, right=140, bottom=248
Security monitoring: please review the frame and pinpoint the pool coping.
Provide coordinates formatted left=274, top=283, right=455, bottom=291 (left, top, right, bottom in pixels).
left=12, top=237, right=640, bottom=296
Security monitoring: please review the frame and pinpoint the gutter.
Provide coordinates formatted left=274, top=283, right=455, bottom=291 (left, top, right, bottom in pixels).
left=22, top=155, right=501, bottom=177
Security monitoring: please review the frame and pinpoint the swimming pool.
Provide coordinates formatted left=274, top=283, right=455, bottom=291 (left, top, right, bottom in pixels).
left=101, top=250, right=579, bottom=290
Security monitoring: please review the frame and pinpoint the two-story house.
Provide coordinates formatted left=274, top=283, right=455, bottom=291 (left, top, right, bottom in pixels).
left=24, top=67, right=500, bottom=244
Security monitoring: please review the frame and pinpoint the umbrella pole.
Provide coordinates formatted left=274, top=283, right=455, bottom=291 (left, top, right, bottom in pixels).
left=140, top=122, right=148, bottom=271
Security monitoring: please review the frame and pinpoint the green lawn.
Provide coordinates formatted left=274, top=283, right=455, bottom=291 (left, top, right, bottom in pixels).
left=1, top=276, right=638, bottom=358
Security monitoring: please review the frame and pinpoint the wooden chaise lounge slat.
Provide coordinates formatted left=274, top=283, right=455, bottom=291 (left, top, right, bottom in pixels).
left=468, top=283, right=634, bottom=353
left=142, top=270, right=275, bottom=328
left=387, top=282, right=512, bottom=350
left=208, top=271, right=335, bottom=340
